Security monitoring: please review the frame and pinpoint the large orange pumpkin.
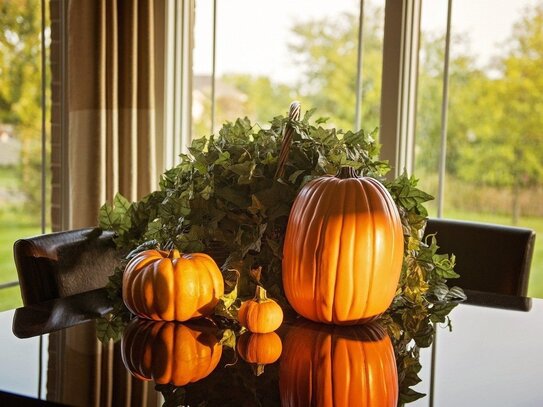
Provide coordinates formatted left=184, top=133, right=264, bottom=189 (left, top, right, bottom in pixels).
left=123, top=249, right=224, bottom=321
left=279, top=321, right=398, bottom=407
left=121, top=318, right=223, bottom=386
left=282, top=167, right=403, bottom=324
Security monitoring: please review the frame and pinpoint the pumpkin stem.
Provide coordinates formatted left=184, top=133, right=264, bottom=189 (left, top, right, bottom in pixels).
left=252, top=364, right=265, bottom=376
left=254, top=285, right=268, bottom=303
left=336, top=166, right=358, bottom=179
left=167, top=249, right=180, bottom=259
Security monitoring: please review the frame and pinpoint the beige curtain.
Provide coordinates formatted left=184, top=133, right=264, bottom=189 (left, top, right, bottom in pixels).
left=68, top=0, right=157, bottom=229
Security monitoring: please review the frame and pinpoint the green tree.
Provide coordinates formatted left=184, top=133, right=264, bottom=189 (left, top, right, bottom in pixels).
left=222, top=74, right=296, bottom=123
left=455, top=2, right=543, bottom=224
left=289, top=6, right=384, bottom=131
left=0, top=0, right=46, bottom=213
left=415, top=30, right=489, bottom=203
left=192, top=74, right=295, bottom=139
left=197, top=6, right=384, bottom=138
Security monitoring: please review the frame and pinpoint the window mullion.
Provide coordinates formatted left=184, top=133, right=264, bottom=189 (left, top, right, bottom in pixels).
left=354, top=0, right=365, bottom=132
left=437, top=0, right=453, bottom=218
left=380, top=0, right=421, bottom=178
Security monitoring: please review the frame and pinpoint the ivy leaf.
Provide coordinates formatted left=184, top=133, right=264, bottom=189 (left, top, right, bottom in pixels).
left=144, top=219, right=163, bottom=241
left=446, top=286, right=467, bottom=301
left=214, top=299, right=237, bottom=321
left=99, top=194, right=130, bottom=229
left=219, top=329, right=236, bottom=349
left=96, top=313, right=126, bottom=343
left=400, top=388, right=427, bottom=404
left=221, top=269, right=240, bottom=309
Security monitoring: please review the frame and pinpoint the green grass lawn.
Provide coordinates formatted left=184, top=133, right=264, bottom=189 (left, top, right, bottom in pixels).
left=0, top=206, right=42, bottom=311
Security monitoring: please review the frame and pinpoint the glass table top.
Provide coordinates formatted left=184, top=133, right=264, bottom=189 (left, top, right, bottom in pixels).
left=1, top=289, right=542, bottom=407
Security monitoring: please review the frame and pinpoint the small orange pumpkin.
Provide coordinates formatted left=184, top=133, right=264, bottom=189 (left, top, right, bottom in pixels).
left=122, top=249, right=224, bottom=321
left=236, top=331, right=283, bottom=376
left=282, top=167, right=404, bottom=324
left=121, top=318, right=223, bottom=386
left=279, top=320, right=398, bottom=407
left=238, top=286, right=283, bottom=333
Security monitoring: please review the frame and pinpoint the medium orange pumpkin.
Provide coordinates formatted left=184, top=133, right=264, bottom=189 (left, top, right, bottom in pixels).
left=122, top=249, right=224, bottom=321
left=236, top=331, right=283, bottom=376
left=279, top=321, right=398, bottom=407
left=238, top=286, right=283, bottom=333
left=282, top=167, right=403, bottom=324
left=121, top=318, right=223, bottom=386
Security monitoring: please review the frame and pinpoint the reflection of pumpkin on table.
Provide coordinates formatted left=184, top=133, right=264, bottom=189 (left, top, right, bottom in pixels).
left=121, top=318, right=223, bottom=387
left=280, top=321, right=398, bottom=407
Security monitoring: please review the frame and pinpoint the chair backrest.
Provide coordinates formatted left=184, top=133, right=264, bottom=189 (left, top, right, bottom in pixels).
left=424, top=218, right=535, bottom=297
left=14, top=228, right=120, bottom=305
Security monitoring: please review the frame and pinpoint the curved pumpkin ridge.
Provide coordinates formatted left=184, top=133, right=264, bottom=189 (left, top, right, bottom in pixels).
left=123, top=252, right=157, bottom=316
left=365, top=178, right=403, bottom=317
left=192, top=256, right=209, bottom=317
left=289, top=180, right=316, bottom=275
left=125, top=251, right=166, bottom=319
left=146, top=262, right=161, bottom=320
left=155, top=258, right=175, bottom=321
left=172, top=257, right=184, bottom=321
left=191, top=254, right=222, bottom=316
left=284, top=178, right=323, bottom=322
left=332, top=178, right=358, bottom=323
left=124, top=267, right=139, bottom=316
left=367, top=180, right=390, bottom=318
left=311, top=179, right=338, bottom=323
left=348, top=180, right=368, bottom=321
left=175, top=256, right=198, bottom=321
left=301, top=179, right=330, bottom=323
left=190, top=255, right=213, bottom=317
left=322, top=178, right=349, bottom=322
left=358, top=178, right=375, bottom=323
left=243, top=302, right=259, bottom=331
left=131, top=264, right=148, bottom=318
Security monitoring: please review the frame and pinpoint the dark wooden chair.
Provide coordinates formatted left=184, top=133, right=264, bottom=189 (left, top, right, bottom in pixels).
left=424, top=218, right=536, bottom=297
left=13, top=228, right=121, bottom=305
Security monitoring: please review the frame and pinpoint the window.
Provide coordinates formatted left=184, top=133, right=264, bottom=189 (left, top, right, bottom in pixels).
left=192, top=0, right=385, bottom=139
left=415, top=0, right=543, bottom=297
left=0, top=0, right=50, bottom=310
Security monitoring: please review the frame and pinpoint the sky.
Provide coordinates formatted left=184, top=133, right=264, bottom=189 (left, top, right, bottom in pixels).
left=193, top=0, right=540, bottom=83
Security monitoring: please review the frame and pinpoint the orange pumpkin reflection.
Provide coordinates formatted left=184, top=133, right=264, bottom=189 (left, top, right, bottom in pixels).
left=280, top=320, right=398, bottom=407
left=236, top=331, right=283, bottom=376
left=121, top=318, right=222, bottom=386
